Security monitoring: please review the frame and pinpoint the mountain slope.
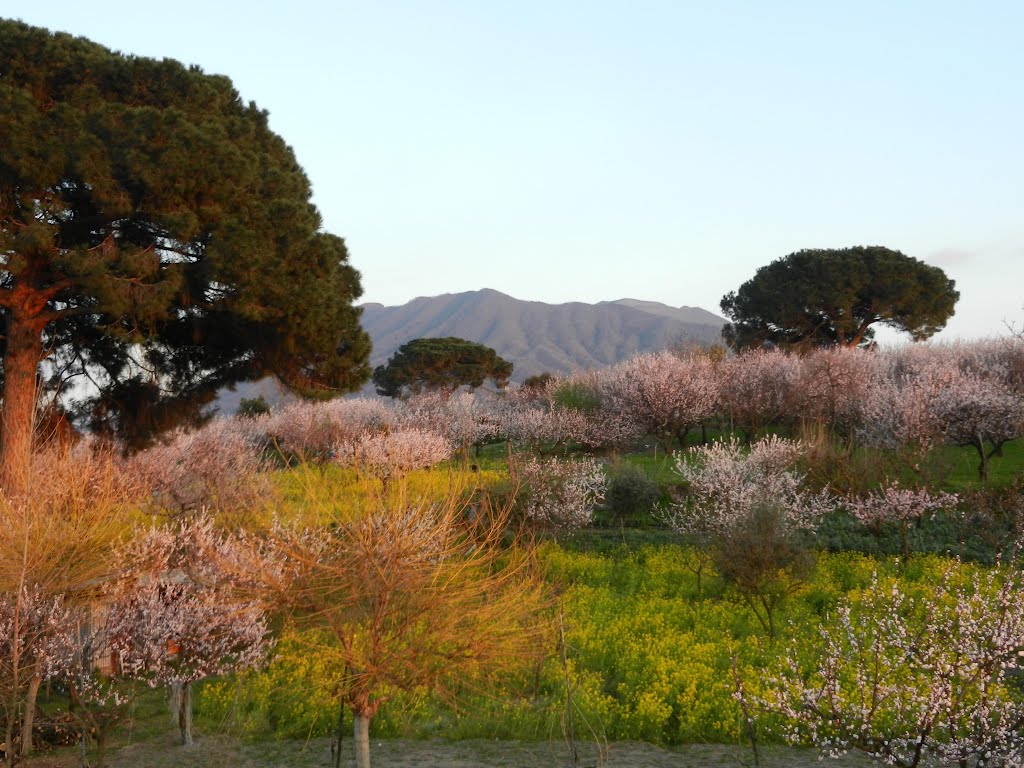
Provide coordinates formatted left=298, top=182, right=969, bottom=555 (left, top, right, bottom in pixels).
left=361, top=289, right=725, bottom=381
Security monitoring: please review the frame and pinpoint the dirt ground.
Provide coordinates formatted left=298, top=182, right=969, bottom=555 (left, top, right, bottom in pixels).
left=30, top=734, right=877, bottom=767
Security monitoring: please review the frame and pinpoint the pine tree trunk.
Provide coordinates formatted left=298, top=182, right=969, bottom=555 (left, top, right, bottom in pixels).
left=354, top=710, right=372, bottom=768
left=20, top=674, right=40, bottom=758
left=0, top=312, right=43, bottom=493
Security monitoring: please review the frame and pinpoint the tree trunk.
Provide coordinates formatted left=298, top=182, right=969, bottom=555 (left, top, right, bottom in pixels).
left=332, top=699, right=345, bottom=768
left=3, top=709, right=13, bottom=768
left=973, top=435, right=988, bottom=482
left=676, top=427, right=689, bottom=451
left=354, top=710, right=372, bottom=768
left=172, top=682, right=193, bottom=746
left=20, top=673, right=40, bottom=758
left=0, top=312, right=44, bottom=493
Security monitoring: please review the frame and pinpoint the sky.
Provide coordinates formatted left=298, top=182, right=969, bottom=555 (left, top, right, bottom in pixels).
left=10, top=1, right=1024, bottom=341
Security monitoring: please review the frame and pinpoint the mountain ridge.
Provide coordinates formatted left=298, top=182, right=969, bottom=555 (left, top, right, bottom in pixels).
left=360, top=289, right=725, bottom=382
left=213, top=290, right=726, bottom=412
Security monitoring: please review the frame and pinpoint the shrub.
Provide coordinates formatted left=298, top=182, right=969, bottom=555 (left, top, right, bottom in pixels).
left=236, top=396, right=272, bottom=419
left=601, top=463, right=660, bottom=526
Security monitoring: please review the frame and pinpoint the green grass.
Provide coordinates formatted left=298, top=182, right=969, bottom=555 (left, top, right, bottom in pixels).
left=938, top=439, right=1024, bottom=490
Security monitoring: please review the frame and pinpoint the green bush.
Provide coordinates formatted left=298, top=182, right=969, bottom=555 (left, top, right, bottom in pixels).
left=600, top=463, right=661, bottom=526
left=236, top=395, right=272, bottom=418
left=552, top=381, right=602, bottom=414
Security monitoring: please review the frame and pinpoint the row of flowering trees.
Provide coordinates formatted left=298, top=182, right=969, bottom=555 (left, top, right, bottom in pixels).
left=185, top=339, right=1024, bottom=482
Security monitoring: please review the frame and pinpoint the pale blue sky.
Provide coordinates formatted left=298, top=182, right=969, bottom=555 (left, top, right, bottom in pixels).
left=11, top=2, right=1024, bottom=340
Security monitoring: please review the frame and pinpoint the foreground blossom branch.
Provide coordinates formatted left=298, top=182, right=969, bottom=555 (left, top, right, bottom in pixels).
left=752, top=566, right=1024, bottom=767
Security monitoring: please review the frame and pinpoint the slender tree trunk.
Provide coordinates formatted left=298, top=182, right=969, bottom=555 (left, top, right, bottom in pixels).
left=20, top=673, right=41, bottom=758
left=559, top=610, right=578, bottom=767
left=973, top=435, right=988, bottom=482
left=354, top=710, right=372, bottom=768
left=332, top=699, right=345, bottom=768
left=172, top=682, right=193, bottom=746
left=3, top=708, right=13, bottom=768
left=1, top=312, right=44, bottom=492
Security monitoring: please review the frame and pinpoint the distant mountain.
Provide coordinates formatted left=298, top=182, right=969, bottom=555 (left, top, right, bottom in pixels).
left=212, top=290, right=725, bottom=413
left=361, top=289, right=725, bottom=382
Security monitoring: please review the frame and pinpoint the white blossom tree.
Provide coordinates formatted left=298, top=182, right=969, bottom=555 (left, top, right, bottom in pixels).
left=511, top=455, right=607, bottom=530
left=660, top=437, right=834, bottom=636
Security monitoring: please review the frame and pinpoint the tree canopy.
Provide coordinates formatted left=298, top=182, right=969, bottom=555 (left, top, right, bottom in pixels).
left=372, top=337, right=513, bottom=398
left=720, top=246, right=959, bottom=350
left=0, top=20, right=370, bottom=469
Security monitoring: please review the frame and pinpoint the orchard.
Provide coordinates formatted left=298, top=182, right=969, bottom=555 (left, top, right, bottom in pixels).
left=0, top=340, right=1021, bottom=767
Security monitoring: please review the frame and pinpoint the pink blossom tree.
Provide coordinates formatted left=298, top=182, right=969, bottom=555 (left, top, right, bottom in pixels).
left=106, top=521, right=272, bottom=746
left=795, top=347, right=890, bottom=435
left=494, top=398, right=574, bottom=449
left=855, top=346, right=1024, bottom=481
left=717, top=349, right=800, bottom=443
left=401, top=390, right=501, bottom=459
left=129, top=418, right=269, bottom=515
left=257, top=397, right=397, bottom=461
left=855, top=360, right=958, bottom=479
left=929, top=370, right=1023, bottom=481
left=846, top=482, right=959, bottom=555
left=333, top=428, right=453, bottom=488
left=597, top=351, right=718, bottom=452
left=0, top=586, right=76, bottom=767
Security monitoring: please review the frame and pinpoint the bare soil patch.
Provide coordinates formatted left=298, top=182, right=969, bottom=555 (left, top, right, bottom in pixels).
left=30, top=735, right=876, bottom=767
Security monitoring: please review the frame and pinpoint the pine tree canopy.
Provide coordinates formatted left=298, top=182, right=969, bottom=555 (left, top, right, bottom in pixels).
left=373, top=337, right=513, bottom=398
left=0, top=20, right=371, bottom=453
left=720, top=246, right=959, bottom=350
